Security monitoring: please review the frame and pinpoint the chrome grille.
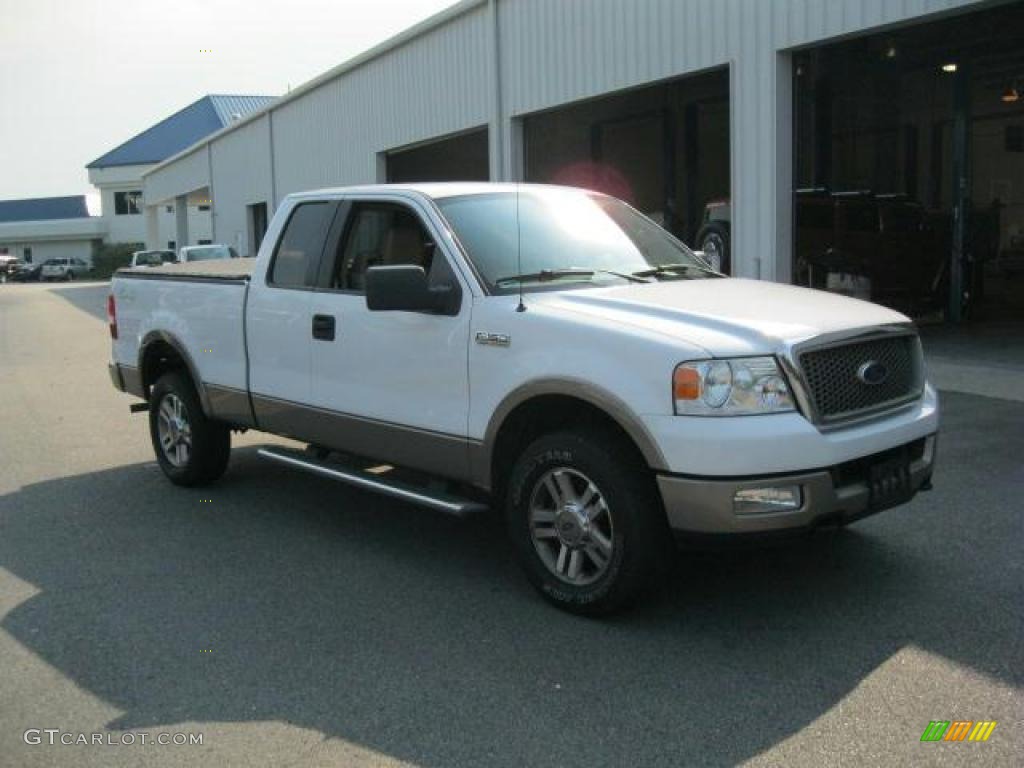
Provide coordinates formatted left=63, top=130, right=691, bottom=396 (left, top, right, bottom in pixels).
left=797, top=334, right=923, bottom=424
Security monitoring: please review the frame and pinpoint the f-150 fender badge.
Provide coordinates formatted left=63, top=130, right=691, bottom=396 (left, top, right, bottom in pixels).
left=475, top=332, right=511, bottom=347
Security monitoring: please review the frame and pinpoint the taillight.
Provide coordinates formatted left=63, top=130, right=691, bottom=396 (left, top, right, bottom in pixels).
left=107, top=294, right=118, bottom=339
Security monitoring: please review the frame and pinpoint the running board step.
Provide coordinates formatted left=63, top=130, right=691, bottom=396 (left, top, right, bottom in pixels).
left=257, top=447, right=488, bottom=517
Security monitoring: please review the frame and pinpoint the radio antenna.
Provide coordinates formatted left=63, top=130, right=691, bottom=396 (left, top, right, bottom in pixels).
left=515, top=180, right=526, bottom=313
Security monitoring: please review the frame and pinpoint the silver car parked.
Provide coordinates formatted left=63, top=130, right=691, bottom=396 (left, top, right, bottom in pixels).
left=40, top=257, right=92, bottom=281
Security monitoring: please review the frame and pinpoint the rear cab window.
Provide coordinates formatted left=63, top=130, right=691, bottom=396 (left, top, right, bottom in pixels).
left=268, top=202, right=336, bottom=289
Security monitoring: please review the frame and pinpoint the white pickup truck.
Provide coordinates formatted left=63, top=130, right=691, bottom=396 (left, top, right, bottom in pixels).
left=108, top=183, right=938, bottom=614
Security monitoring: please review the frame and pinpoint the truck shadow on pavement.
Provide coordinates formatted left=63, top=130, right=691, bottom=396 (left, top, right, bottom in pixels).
left=46, top=281, right=111, bottom=323
left=0, top=391, right=1021, bottom=766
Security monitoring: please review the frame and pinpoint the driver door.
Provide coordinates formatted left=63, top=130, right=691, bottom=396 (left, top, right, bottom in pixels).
left=308, top=194, right=473, bottom=480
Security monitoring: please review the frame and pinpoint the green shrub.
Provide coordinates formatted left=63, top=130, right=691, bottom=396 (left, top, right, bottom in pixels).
left=91, top=242, right=143, bottom=280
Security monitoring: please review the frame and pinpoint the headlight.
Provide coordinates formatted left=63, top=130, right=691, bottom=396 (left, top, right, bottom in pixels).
left=673, top=357, right=795, bottom=415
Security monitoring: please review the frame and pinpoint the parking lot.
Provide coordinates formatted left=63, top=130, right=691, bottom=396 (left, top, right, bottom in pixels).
left=0, top=282, right=1021, bottom=767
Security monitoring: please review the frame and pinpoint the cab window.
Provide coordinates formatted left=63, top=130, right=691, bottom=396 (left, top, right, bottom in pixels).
left=331, top=203, right=436, bottom=293
left=269, top=202, right=335, bottom=288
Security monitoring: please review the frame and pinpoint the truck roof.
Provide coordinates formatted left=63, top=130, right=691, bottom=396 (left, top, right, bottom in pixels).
left=287, top=182, right=587, bottom=202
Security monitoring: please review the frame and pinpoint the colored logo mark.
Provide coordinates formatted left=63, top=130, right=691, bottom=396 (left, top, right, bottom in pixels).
left=920, top=720, right=997, bottom=742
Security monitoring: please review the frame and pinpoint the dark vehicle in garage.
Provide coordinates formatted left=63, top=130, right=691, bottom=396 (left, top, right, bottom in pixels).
left=694, top=192, right=955, bottom=313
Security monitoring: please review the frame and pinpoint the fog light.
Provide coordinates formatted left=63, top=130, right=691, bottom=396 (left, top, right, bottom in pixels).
left=733, top=485, right=803, bottom=515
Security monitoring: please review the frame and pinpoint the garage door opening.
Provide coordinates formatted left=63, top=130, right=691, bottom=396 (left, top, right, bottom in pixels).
left=523, top=69, right=730, bottom=271
left=386, top=128, right=490, bottom=183
left=793, top=2, right=1024, bottom=322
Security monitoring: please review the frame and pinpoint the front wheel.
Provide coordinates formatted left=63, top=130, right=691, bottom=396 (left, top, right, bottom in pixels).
left=149, top=371, right=230, bottom=486
left=505, top=430, right=667, bottom=615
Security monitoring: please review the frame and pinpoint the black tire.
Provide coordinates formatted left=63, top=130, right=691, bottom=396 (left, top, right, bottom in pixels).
left=65, top=271, right=75, bottom=282
left=697, top=222, right=731, bottom=275
left=505, top=429, right=668, bottom=616
left=149, top=371, right=230, bottom=486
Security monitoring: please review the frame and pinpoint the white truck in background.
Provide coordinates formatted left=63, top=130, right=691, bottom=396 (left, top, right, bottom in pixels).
left=108, top=183, right=938, bottom=614
left=177, top=244, right=240, bottom=263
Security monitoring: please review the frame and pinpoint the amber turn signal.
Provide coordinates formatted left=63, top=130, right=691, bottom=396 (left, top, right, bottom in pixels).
left=673, top=366, right=700, bottom=400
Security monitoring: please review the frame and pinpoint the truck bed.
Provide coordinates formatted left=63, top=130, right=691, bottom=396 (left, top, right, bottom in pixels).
left=118, top=258, right=255, bottom=281
left=111, top=259, right=253, bottom=398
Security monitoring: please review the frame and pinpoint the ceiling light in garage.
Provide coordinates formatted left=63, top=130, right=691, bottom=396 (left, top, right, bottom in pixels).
left=941, top=62, right=958, bottom=73
left=1002, top=84, right=1020, bottom=103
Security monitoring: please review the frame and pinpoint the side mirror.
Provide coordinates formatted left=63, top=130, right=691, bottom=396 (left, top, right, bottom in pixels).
left=365, top=265, right=460, bottom=315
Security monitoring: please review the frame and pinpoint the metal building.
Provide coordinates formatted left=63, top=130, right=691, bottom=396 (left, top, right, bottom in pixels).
left=143, top=0, right=1024, bottom=322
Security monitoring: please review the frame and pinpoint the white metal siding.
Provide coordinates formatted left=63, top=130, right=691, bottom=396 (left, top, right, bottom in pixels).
left=270, top=4, right=492, bottom=200
left=145, top=0, right=992, bottom=282
left=144, top=147, right=209, bottom=206
left=209, top=115, right=274, bottom=255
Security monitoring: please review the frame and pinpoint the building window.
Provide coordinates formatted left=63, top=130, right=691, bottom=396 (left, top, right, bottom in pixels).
left=114, top=190, right=143, bottom=215
left=168, top=241, right=176, bottom=250
left=166, top=205, right=174, bottom=214
left=23, top=246, right=33, bottom=263
left=198, top=204, right=211, bottom=211
left=198, top=239, right=212, bottom=245
left=0, top=246, right=8, bottom=254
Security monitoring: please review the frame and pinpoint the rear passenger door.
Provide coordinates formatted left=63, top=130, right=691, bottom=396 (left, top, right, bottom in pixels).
left=307, top=194, right=473, bottom=478
left=246, top=200, right=337, bottom=421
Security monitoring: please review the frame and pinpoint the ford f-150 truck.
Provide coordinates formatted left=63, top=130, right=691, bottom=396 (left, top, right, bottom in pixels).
left=108, top=183, right=938, bottom=614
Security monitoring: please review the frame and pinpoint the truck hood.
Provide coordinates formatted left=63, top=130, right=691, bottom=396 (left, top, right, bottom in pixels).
left=539, top=278, right=910, bottom=356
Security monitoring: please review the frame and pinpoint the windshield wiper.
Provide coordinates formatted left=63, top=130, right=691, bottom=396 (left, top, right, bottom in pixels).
left=495, top=267, right=649, bottom=287
left=632, top=262, right=720, bottom=279
left=594, top=268, right=650, bottom=284
left=494, top=268, right=595, bottom=286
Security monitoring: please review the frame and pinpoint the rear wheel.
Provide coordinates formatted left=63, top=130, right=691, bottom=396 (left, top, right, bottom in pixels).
left=505, top=430, right=666, bottom=615
left=149, top=371, right=230, bottom=486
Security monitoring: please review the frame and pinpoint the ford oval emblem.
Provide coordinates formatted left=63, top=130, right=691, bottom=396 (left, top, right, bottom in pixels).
left=857, top=360, right=889, bottom=386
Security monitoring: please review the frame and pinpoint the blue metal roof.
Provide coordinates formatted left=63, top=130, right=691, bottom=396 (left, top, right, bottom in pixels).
left=0, top=196, right=91, bottom=223
left=87, top=94, right=276, bottom=169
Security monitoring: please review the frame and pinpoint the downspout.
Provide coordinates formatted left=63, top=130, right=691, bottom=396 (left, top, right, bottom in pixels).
left=268, top=109, right=278, bottom=211
left=489, top=0, right=505, bottom=180
left=206, top=143, right=216, bottom=243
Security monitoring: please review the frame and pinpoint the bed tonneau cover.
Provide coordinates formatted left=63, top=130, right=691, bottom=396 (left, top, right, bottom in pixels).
left=116, top=258, right=255, bottom=282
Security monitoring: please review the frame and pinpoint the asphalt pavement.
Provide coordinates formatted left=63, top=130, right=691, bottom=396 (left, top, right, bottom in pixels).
left=0, top=282, right=1021, bottom=767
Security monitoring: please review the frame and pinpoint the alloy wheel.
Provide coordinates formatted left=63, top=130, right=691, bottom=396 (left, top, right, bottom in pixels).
left=157, top=393, right=192, bottom=467
left=528, top=467, right=615, bottom=586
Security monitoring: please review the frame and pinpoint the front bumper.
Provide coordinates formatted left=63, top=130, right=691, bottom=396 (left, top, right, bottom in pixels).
left=658, top=434, right=936, bottom=534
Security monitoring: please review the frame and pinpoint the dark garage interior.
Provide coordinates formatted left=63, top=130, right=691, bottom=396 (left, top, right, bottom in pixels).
left=793, top=2, right=1024, bottom=322
left=523, top=68, right=731, bottom=271
left=386, top=127, right=490, bottom=183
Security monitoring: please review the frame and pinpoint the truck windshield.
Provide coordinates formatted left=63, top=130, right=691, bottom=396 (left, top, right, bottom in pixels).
left=436, top=188, right=717, bottom=294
